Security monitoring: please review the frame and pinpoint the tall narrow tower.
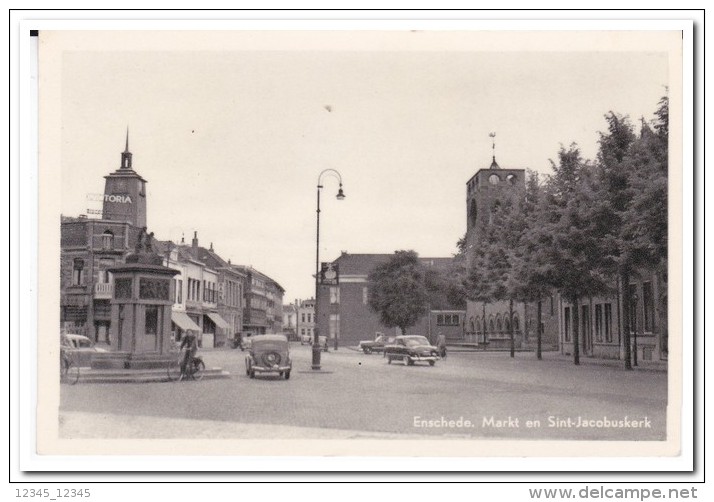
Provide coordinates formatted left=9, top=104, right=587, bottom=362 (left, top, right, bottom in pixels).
left=102, top=129, right=147, bottom=227
left=464, top=133, right=525, bottom=265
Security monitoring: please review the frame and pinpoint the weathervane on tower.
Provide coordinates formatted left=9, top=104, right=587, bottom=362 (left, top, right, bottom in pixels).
left=489, top=132, right=500, bottom=169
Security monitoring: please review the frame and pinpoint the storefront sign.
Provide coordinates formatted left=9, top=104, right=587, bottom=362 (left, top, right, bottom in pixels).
left=320, top=262, right=339, bottom=285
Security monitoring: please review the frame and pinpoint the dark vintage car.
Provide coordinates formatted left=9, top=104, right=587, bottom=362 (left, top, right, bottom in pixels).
left=384, top=335, right=440, bottom=366
left=358, top=334, right=396, bottom=354
left=245, top=334, right=292, bottom=379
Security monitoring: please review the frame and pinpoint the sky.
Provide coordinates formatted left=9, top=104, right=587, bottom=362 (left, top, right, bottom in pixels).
left=54, top=30, right=672, bottom=301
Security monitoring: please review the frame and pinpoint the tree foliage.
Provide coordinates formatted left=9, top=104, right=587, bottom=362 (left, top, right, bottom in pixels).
left=367, top=250, right=430, bottom=335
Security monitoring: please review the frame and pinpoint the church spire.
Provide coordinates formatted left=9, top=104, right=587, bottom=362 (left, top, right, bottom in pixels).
left=489, top=132, right=500, bottom=169
left=121, top=127, right=133, bottom=169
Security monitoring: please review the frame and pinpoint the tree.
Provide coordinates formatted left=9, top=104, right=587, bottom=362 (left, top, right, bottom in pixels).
left=367, top=250, right=430, bottom=336
left=507, top=171, right=555, bottom=360
left=591, top=102, right=668, bottom=369
left=542, top=144, right=611, bottom=365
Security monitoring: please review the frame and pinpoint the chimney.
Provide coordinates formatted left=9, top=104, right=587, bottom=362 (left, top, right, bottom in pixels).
left=192, top=231, right=198, bottom=259
left=210, top=242, right=214, bottom=252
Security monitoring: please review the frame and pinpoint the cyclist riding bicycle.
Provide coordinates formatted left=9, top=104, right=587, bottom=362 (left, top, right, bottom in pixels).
left=179, top=330, right=199, bottom=376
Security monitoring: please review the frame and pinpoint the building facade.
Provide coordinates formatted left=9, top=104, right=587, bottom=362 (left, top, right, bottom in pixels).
left=60, top=136, right=148, bottom=346
left=315, top=252, right=463, bottom=347
left=296, top=298, right=316, bottom=342
left=233, top=266, right=285, bottom=335
left=558, top=268, right=667, bottom=362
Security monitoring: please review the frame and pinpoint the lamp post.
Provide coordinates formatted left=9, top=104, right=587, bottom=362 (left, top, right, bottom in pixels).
left=313, top=169, right=345, bottom=370
left=632, top=290, right=639, bottom=367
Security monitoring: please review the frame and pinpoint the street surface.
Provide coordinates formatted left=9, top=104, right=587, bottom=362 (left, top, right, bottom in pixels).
left=59, top=344, right=667, bottom=440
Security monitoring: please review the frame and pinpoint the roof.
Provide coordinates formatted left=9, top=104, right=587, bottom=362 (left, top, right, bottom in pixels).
left=333, top=253, right=454, bottom=275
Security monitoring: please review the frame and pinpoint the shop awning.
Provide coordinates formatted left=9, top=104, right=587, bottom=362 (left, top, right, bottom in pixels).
left=206, top=312, right=231, bottom=331
left=172, top=311, right=201, bottom=332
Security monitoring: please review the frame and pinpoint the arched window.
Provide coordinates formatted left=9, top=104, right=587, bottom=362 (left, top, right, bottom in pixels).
left=475, top=317, right=481, bottom=334
left=469, top=317, right=475, bottom=333
left=496, top=314, right=503, bottom=333
left=504, top=316, right=511, bottom=332
left=513, top=314, right=520, bottom=332
left=489, top=317, right=495, bottom=333
left=102, top=230, right=114, bottom=250
left=506, top=174, right=517, bottom=185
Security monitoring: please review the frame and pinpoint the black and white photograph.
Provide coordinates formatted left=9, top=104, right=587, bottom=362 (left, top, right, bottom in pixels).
left=30, top=25, right=688, bottom=464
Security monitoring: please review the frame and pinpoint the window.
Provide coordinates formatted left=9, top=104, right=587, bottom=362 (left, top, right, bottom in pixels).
left=513, top=314, right=520, bottom=332
left=329, top=314, right=340, bottom=339
left=564, top=307, right=571, bottom=342
left=101, top=231, right=114, bottom=250
left=489, top=174, right=500, bottom=185
left=595, top=304, right=603, bottom=342
left=362, top=287, right=368, bottom=305
left=330, top=287, right=340, bottom=304
left=307, top=313, right=312, bottom=323
left=496, top=315, right=503, bottom=332
left=177, top=279, right=183, bottom=304
left=550, top=295, right=554, bottom=316
left=581, top=305, right=590, bottom=342
left=643, top=282, right=655, bottom=332
left=301, top=328, right=305, bottom=335
left=604, top=304, right=613, bottom=342
left=145, top=305, right=159, bottom=335
left=72, top=258, right=84, bottom=286
left=301, top=313, right=305, bottom=323
left=504, top=316, right=511, bottom=332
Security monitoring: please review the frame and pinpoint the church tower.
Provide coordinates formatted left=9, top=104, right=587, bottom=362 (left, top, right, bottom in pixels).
left=102, top=129, right=147, bottom=227
left=465, top=133, right=525, bottom=265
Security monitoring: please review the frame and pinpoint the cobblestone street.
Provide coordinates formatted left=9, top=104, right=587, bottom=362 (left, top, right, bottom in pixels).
left=59, top=344, right=668, bottom=441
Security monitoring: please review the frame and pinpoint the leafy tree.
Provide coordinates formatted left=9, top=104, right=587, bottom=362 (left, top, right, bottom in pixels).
left=591, top=102, right=668, bottom=369
left=507, top=171, right=555, bottom=360
left=367, top=250, right=430, bottom=336
left=542, top=144, right=611, bottom=365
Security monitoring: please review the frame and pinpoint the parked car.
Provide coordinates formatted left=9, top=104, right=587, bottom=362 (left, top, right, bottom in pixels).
left=384, top=335, right=440, bottom=366
left=245, top=334, right=292, bottom=380
left=61, top=333, right=106, bottom=367
left=358, top=334, right=396, bottom=354
left=301, top=334, right=328, bottom=351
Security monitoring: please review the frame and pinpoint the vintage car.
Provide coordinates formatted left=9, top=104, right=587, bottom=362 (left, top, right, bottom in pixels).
left=384, top=335, right=440, bottom=366
left=245, top=334, right=292, bottom=379
left=358, top=334, right=396, bottom=354
left=60, top=333, right=107, bottom=367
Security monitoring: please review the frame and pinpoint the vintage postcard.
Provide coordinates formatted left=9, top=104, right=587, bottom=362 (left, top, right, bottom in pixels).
left=31, top=24, right=687, bottom=466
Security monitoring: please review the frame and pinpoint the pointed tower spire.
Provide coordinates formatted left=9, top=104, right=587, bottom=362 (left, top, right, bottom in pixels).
left=121, top=127, right=133, bottom=169
left=488, top=132, right=500, bottom=169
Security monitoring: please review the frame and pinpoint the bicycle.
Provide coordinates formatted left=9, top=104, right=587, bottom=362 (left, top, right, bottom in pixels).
left=60, top=349, right=80, bottom=385
left=167, top=349, right=205, bottom=382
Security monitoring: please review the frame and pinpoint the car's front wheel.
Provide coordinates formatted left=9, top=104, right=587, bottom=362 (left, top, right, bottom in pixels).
left=429, top=360, right=436, bottom=366
left=363, top=347, right=372, bottom=354
left=405, top=356, right=413, bottom=366
left=284, top=371, right=290, bottom=380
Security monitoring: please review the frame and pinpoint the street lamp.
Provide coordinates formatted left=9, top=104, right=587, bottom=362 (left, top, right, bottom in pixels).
left=632, top=290, right=639, bottom=367
left=313, top=168, right=345, bottom=370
